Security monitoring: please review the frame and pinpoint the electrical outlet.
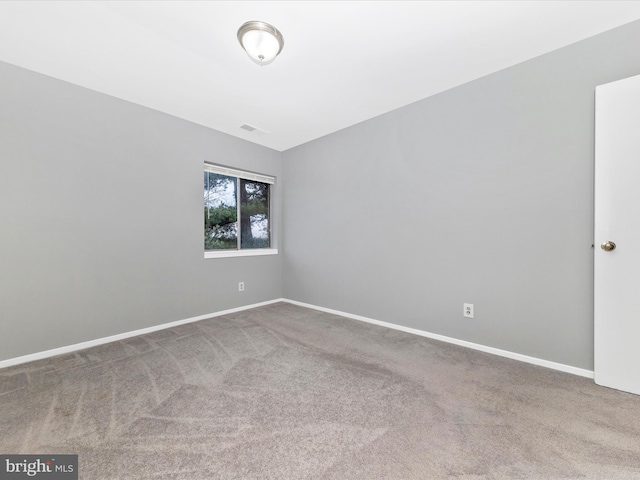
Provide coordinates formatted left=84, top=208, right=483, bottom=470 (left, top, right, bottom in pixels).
left=463, top=303, right=474, bottom=318
left=238, top=282, right=245, bottom=292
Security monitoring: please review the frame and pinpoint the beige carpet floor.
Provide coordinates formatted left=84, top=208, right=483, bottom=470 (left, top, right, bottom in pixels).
left=1, top=302, right=640, bottom=479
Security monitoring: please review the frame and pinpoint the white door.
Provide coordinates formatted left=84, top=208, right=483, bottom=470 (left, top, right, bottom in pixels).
left=594, top=74, right=640, bottom=396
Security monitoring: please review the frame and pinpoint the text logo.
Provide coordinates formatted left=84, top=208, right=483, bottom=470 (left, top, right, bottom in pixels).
left=0, top=455, right=77, bottom=479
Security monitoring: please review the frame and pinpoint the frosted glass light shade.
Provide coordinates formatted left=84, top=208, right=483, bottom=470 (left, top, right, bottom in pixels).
left=237, top=21, right=284, bottom=66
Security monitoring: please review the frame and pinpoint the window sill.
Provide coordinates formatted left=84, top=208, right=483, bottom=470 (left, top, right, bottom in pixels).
left=204, top=248, right=278, bottom=259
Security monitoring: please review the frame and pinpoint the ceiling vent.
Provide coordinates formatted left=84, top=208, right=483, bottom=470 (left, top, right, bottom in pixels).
left=239, top=123, right=268, bottom=134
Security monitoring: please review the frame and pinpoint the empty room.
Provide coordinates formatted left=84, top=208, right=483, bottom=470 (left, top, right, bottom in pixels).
left=2, top=1, right=640, bottom=478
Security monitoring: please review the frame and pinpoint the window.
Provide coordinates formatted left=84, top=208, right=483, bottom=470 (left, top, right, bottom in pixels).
left=204, top=164, right=276, bottom=258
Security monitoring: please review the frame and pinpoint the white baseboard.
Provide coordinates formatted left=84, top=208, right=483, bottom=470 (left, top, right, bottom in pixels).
left=1, top=297, right=594, bottom=379
left=282, top=299, right=594, bottom=379
left=0, top=299, right=284, bottom=370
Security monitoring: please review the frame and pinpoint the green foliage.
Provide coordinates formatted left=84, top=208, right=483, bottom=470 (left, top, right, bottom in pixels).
left=203, top=172, right=270, bottom=250
left=204, top=205, right=237, bottom=250
left=240, top=180, right=269, bottom=249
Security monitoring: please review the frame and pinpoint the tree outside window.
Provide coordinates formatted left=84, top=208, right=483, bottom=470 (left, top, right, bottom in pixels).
left=204, top=166, right=272, bottom=251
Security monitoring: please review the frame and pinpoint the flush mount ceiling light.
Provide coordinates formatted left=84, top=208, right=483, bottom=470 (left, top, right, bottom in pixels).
left=237, top=21, right=284, bottom=66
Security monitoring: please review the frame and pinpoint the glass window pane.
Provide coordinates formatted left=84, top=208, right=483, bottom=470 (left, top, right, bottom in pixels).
left=204, top=172, right=238, bottom=250
left=239, top=179, right=270, bottom=249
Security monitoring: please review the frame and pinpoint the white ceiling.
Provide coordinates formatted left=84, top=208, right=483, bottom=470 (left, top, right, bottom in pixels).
left=2, top=1, right=640, bottom=152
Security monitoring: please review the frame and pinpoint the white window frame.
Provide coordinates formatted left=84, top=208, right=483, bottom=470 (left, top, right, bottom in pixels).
left=204, top=163, right=278, bottom=259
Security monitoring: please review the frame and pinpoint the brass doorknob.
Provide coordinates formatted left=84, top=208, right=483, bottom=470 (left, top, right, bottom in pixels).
left=601, top=241, right=616, bottom=252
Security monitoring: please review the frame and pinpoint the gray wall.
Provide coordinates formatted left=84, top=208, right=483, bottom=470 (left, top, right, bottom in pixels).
left=282, top=20, right=640, bottom=371
left=3, top=20, right=640, bottom=369
left=0, top=62, right=282, bottom=362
